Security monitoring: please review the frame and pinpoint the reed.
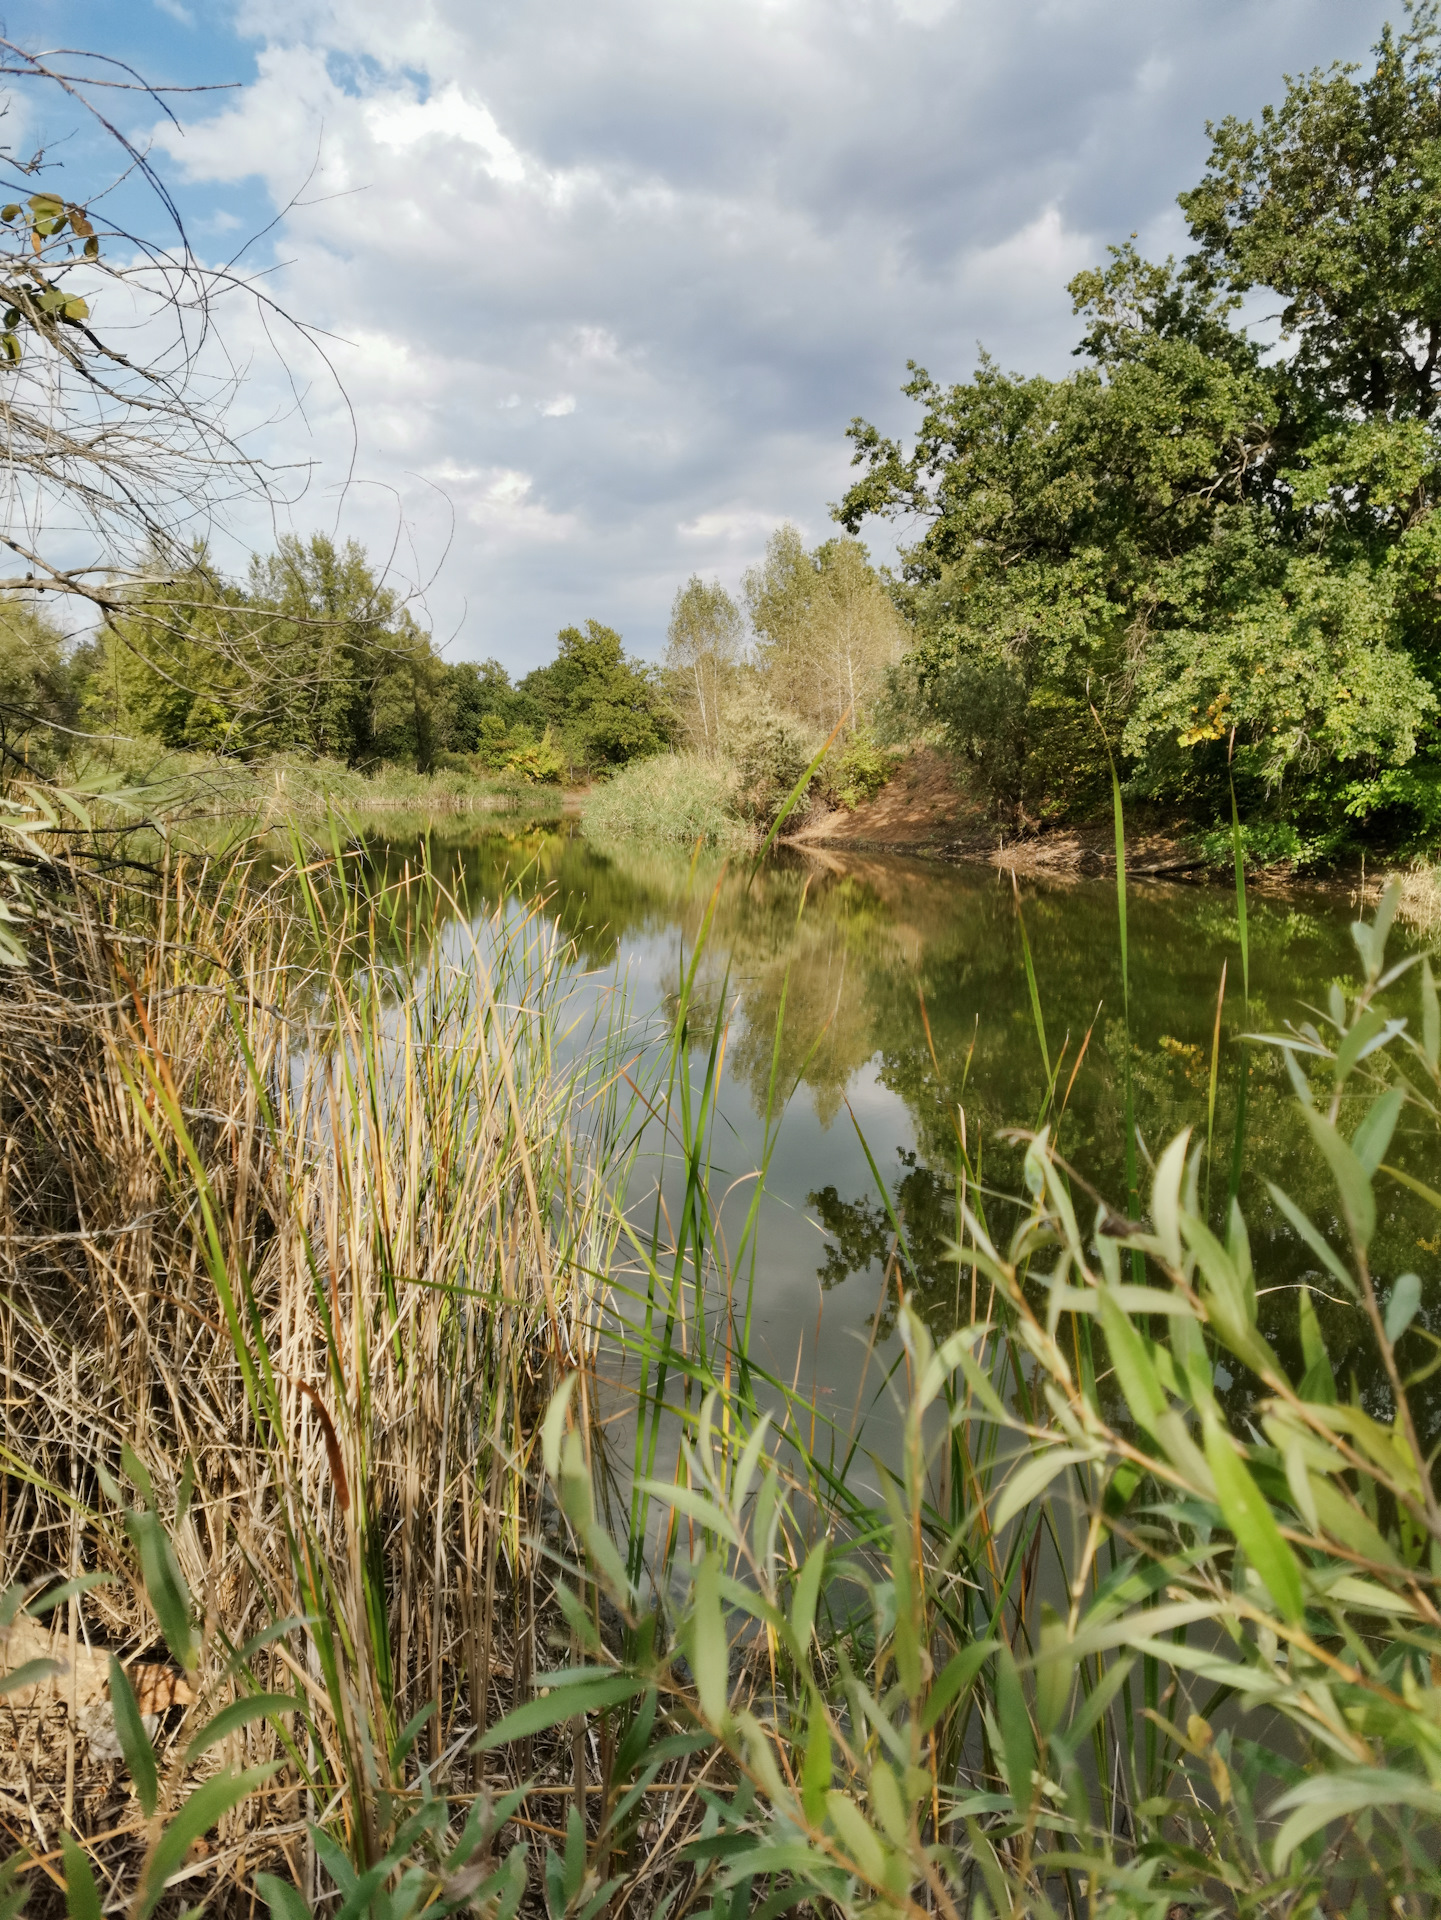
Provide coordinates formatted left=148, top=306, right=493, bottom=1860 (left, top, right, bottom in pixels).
left=4, top=810, right=1441, bottom=1920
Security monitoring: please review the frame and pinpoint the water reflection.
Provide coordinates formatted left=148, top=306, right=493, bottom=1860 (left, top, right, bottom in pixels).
left=357, top=820, right=1440, bottom=1443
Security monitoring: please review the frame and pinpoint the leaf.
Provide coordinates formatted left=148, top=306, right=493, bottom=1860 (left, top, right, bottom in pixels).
left=127, top=1509, right=195, bottom=1671
left=1384, top=1272, right=1421, bottom=1344
left=1266, top=1182, right=1357, bottom=1299
left=1149, top=1129, right=1191, bottom=1270
left=1202, top=1415, right=1304, bottom=1624
left=788, top=1542, right=826, bottom=1659
left=62, top=1836, right=101, bottom=1920
left=1350, top=1087, right=1401, bottom=1177
left=992, top=1446, right=1093, bottom=1533
left=474, top=1672, right=644, bottom=1751
left=138, top=1766, right=276, bottom=1920
left=1301, top=1107, right=1375, bottom=1249
left=1097, top=1288, right=1166, bottom=1434
left=920, top=1638, right=995, bottom=1733
left=2, top=1651, right=66, bottom=1703
left=1271, top=1767, right=1441, bottom=1869
left=1296, top=1286, right=1336, bottom=1403
left=824, top=1790, right=889, bottom=1886
left=690, top=1551, right=729, bottom=1726
left=801, top=1699, right=832, bottom=1825
left=1424, top=960, right=1439, bottom=1072
left=254, top=1875, right=313, bottom=1920
left=109, top=1656, right=158, bottom=1817
left=185, top=1693, right=300, bottom=1764
left=994, top=1642, right=1035, bottom=1806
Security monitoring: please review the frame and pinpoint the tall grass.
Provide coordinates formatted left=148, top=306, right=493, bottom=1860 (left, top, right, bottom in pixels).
left=580, top=754, right=747, bottom=849
left=4, top=813, right=1441, bottom=1918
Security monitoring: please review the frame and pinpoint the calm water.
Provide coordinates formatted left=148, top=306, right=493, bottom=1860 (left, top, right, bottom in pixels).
left=364, top=821, right=1440, bottom=1446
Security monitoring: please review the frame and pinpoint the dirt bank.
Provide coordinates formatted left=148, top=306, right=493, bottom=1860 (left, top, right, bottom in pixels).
left=787, top=748, right=1207, bottom=877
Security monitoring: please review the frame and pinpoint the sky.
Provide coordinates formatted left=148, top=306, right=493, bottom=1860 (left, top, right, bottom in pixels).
left=0, top=0, right=1400, bottom=671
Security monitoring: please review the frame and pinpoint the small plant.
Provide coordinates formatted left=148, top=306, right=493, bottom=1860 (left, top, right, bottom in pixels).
left=823, top=727, right=899, bottom=811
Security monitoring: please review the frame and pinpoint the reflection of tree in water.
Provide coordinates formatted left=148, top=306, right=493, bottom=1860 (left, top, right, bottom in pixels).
left=809, top=1151, right=966, bottom=1341
left=350, top=823, right=1441, bottom=1440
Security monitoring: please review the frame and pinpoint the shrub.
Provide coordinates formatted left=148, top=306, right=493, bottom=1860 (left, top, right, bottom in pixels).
left=822, top=726, right=900, bottom=810
left=725, top=687, right=822, bottom=825
left=503, top=724, right=565, bottom=784
left=580, top=750, right=746, bottom=846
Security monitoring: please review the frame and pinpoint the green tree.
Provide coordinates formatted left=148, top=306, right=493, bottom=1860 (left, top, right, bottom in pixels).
left=744, top=527, right=903, bottom=735
left=0, top=597, right=92, bottom=774
left=663, top=576, right=744, bottom=758
left=520, top=620, right=669, bottom=777
left=838, top=11, right=1441, bottom=844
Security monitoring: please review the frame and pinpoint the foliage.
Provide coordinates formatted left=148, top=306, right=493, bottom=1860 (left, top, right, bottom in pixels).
left=839, top=12, right=1441, bottom=847
left=0, top=597, right=94, bottom=776
left=724, top=682, right=824, bottom=826
left=580, top=750, right=745, bottom=846
left=823, top=726, right=901, bottom=811
left=520, top=619, right=672, bottom=778
left=664, top=575, right=746, bottom=759
left=744, top=525, right=904, bottom=737
left=443, top=657, right=546, bottom=769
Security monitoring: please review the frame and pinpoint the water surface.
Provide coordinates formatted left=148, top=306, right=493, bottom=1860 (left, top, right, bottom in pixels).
left=364, top=822, right=1440, bottom=1447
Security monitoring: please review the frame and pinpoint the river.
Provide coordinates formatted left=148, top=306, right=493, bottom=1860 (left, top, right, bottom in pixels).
left=362, top=818, right=1440, bottom=1452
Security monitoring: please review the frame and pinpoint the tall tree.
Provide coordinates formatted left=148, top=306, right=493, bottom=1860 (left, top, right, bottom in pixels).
left=521, top=621, right=669, bottom=776
left=663, top=576, right=744, bottom=758
left=744, top=527, right=903, bottom=735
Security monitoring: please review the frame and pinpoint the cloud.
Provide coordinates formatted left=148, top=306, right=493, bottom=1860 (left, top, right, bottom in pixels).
left=145, top=0, right=1395, bottom=669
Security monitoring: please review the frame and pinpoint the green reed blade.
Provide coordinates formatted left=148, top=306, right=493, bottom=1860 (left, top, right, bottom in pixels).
left=1229, top=778, right=1251, bottom=1211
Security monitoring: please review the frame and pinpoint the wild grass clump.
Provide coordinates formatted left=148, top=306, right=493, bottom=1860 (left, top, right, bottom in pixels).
left=581, top=751, right=748, bottom=847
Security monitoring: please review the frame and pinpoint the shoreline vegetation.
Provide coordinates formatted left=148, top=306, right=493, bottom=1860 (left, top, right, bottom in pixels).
left=3, top=823, right=1441, bottom=1915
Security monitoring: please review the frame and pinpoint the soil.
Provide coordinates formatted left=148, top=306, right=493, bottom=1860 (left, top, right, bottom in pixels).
left=787, top=748, right=1213, bottom=880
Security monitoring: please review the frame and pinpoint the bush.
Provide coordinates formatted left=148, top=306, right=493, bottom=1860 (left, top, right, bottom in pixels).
left=580, top=752, right=745, bottom=846
left=503, top=725, right=565, bottom=784
left=822, top=726, right=900, bottom=810
left=725, top=688, right=822, bottom=825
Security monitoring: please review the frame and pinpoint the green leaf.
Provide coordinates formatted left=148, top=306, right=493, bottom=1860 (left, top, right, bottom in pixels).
left=1384, top=1272, right=1421, bottom=1344
left=1350, top=1087, right=1401, bottom=1177
left=473, top=1672, right=644, bottom=1752
left=1097, top=1288, right=1167, bottom=1434
left=992, top=1446, right=1094, bottom=1533
left=1266, top=1183, right=1357, bottom=1299
left=801, top=1699, right=831, bottom=1825
left=138, top=1766, right=277, bottom=1920
left=186, top=1693, right=300, bottom=1764
left=824, top=1790, right=889, bottom=1886
left=0, top=1658, right=61, bottom=1696
left=1297, top=1287, right=1337, bottom=1403
left=1271, top=1766, right=1441, bottom=1870
left=1202, top=1415, right=1304, bottom=1623
left=1301, top=1107, right=1375, bottom=1249
left=788, top=1542, right=826, bottom=1660
left=920, top=1639, right=995, bottom=1733
left=690, top=1551, right=729, bottom=1726
left=1423, top=960, right=1438, bottom=1071
left=994, top=1642, right=1036, bottom=1807
left=62, top=1836, right=101, bottom=1920
left=127, top=1509, right=194, bottom=1671
left=254, top=1875, right=313, bottom=1920
left=109, top=1656, right=158, bottom=1817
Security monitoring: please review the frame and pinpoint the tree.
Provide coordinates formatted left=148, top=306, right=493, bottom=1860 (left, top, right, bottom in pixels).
left=0, top=598, right=92, bottom=774
left=443, top=660, right=545, bottom=768
left=663, top=576, right=744, bottom=758
left=521, top=621, right=669, bottom=776
left=1181, top=6, right=1441, bottom=421
left=743, top=527, right=903, bottom=736
left=836, top=12, right=1441, bottom=843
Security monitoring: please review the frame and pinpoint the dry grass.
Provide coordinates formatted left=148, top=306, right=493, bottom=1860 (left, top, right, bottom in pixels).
left=0, top=842, right=625, bottom=1912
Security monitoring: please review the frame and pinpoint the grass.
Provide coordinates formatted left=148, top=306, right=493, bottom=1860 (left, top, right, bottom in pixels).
left=3, top=794, right=1441, bottom=1918
left=57, top=744, right=567, bottom=827
left=580, top=753, right=749, bottom=849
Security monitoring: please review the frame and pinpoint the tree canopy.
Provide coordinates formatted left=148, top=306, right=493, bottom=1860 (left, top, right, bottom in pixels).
left=838, top=5, right=1441, bottom=849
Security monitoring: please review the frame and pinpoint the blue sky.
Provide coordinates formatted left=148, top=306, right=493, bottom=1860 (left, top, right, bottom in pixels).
left=1, top=0, right=1398, bottom=670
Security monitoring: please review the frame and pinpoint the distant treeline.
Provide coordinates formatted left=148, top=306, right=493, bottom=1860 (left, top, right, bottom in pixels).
left=0, top=520, right=902, bottom=798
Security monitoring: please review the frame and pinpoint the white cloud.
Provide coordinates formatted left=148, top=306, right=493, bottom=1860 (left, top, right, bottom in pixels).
left=538, top=394, right=577, bottom=417
left=365, top=84, right=526, bottom=184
